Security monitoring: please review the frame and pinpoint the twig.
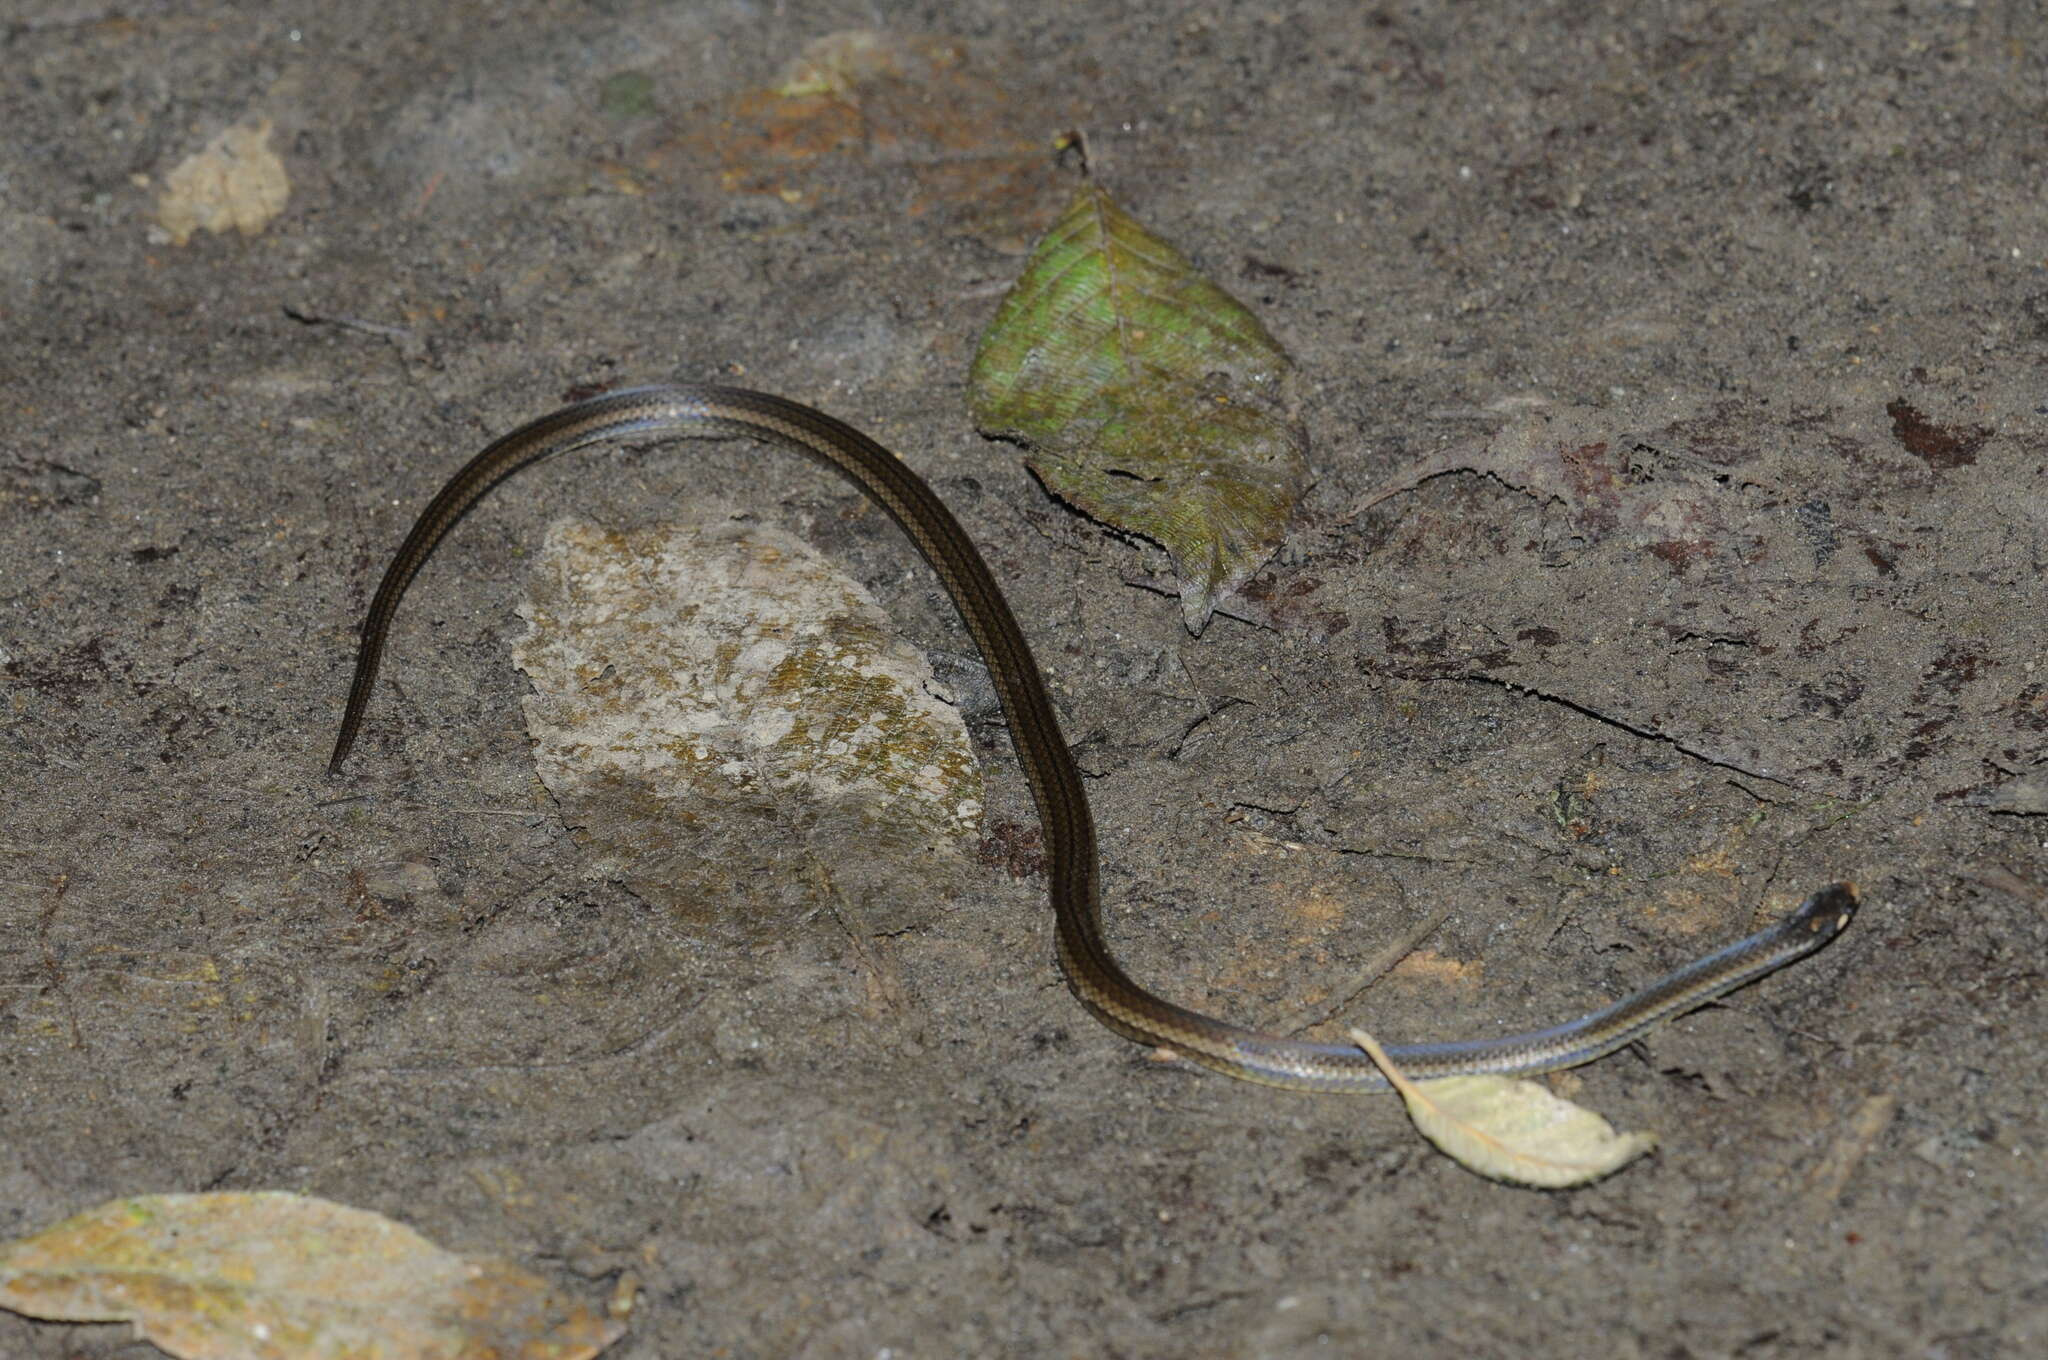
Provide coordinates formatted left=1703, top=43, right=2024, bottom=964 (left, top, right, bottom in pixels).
left=1279, top=900, right=1454, bottom=1037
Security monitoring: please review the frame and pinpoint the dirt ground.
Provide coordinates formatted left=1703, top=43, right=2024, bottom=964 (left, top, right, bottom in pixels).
left=4, top=1, right=2044, bottom=1356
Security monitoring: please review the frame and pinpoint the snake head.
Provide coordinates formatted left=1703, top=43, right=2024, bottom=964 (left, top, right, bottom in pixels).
left=1792, top=882, right=1859, bottom=940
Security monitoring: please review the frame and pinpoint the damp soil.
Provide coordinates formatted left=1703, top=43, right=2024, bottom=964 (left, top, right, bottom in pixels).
left=3, top=3, right=2044, bottom=1356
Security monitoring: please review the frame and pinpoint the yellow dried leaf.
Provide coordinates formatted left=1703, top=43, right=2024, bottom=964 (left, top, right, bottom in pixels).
left=0, top=1192, right=624, bottom=1360
left=1350, top=1030, right=1657, bottom=1189
left=155, top=118, right=290, bottom=245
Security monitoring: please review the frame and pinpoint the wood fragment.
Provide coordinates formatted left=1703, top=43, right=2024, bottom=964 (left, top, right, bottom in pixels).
left=1804, top=1092, right=1901, bottom=1208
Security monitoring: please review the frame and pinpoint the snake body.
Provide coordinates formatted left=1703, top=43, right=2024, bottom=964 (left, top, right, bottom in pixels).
left=330, top=384, right=1856, bottom=1092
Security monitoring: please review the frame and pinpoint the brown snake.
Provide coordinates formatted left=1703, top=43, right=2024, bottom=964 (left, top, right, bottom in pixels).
left=329, top=384, right=1856, bottom=1091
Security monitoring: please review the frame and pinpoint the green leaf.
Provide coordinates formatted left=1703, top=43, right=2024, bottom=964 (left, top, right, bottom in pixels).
left=969, top=186, right=1308, bottom=633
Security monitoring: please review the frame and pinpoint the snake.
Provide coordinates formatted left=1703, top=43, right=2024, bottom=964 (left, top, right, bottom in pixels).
left=328, top=384, right=1857, bottom=1092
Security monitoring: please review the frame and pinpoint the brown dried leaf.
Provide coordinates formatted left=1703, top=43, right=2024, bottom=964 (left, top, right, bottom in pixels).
left=0, top=1192, right=624, bottom=1359
left=1970, top=772, right=2048, bottom=815
left=1340, top=404, right=1719, bottom=543
left=671, top=29, right=1065, bottom=234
